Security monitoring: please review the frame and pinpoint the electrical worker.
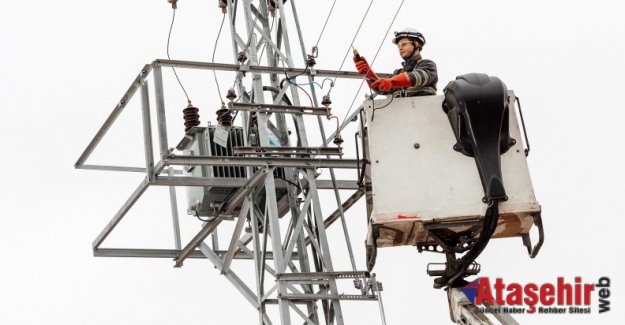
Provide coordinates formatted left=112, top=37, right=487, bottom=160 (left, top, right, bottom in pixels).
left=354, top=28, right=438, bottom=97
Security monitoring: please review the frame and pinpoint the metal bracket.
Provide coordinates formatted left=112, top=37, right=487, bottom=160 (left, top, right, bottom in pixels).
left=521, top=209, right=544, bottom=258
left=427, top=262, right=481, bottom=278
left=513, top=96, right=531, bottom=157
left=276, top=271, right=381, bottom=300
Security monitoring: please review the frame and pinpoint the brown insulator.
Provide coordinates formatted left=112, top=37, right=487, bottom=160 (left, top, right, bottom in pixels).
left=183, top=104, right=200, bottom=132
left=168, top=0, right=178, bottom=9
left=321, top=94, right=332, bottom=107
left=216, top=106, right=233, bottom=126
left=237, top=51, right=248, bottom=63
left=218, top=0, right=227, bottom=13
left=226, top=88, right=237, bottom=101
left=333, top=134, right=344, bottom=146
left=306, top=46, right=318, bottom=68
left=306, top=55, right=316, bottom=68
left=267, top=0, right=276, bottom=17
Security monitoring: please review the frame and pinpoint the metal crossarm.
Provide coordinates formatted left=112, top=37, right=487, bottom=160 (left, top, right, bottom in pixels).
left=233, top=146, right=343, bottom=156
left=229, top=102, right=332, bottom=116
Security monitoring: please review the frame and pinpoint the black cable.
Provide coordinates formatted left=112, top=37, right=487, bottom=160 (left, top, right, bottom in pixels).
left=370, top=94, right=394, bottom=122
left=291, top=83, right=314, bottom=108
left=280, top=62, right=315, bottom=107
left=167, top=8, right=191, bottom=103
left=282, top=62, right=310, bottom=84
left=192, top=186, right=239, bottom=223
left=375, top=94, right=395, bottom=110
left=276, top=176, right=301, bottom=190
left=194, top=211, right=213, bottom=223
left=212, top=13, right=227, bottom=105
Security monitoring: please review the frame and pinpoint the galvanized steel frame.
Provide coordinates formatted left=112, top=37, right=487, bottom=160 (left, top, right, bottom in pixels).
left=74, top=1, right=386, bottom=324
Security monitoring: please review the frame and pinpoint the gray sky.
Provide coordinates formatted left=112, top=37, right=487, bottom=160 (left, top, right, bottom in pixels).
left=1, top=0, right=623, bottom=324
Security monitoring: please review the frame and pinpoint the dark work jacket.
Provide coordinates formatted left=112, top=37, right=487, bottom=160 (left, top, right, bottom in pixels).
left=392, top=54, right=438, bottom=97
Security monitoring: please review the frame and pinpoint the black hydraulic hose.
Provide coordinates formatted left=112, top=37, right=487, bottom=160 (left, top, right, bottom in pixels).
left=437, top=202, right=500, bottom=287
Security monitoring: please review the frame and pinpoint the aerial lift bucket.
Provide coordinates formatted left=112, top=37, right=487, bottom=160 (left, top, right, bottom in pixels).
left=363, top=75, right=543, bottom=287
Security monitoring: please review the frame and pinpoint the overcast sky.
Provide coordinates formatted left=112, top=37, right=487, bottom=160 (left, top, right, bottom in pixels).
left=1, top=0, right=624, bottom=324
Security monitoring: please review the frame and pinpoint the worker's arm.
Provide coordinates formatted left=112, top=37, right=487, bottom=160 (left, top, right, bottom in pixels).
left=370, top=72, right=412, bottom=92
left=371, top=60, right=437, bottom=93
left=405, top=59, right=437, bottom=88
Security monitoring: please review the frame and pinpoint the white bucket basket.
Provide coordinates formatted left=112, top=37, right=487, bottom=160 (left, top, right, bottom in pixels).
left=365, top=93, right=540, bottom=248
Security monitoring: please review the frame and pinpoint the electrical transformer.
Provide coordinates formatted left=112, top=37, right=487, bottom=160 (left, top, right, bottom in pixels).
left=177, top=125, right=286, bottom=218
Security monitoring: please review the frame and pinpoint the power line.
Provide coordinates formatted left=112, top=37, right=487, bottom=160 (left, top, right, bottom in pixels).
left=167, top=8, right=191, bottom=104
left=331, top=0, right=375, bottom=90
left=211, top=13, right=227, bottom=105
left=368, top=0, right=405, bottom=72
left=314, top=0, right=338, bottom=49
left=342, top=0, right=405, bottom=122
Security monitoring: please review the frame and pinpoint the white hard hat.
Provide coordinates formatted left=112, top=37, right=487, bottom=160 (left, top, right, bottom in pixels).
left=392, top=28, right=426, bottom=47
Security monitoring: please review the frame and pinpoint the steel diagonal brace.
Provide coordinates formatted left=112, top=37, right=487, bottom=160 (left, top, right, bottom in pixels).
left=248, top=6, right=289, bottom=63
left=92, top=177, right=150, bottom=250
left=304, top=189, right=365, bottom=246
left=284, top=191, right=313, bottom=265
left=75, top=64, right=153, bottom=168
left=287, top=301, right=317, bottom=325
left=198, top=243, right=259, bottom=308
left=237, top=243, right=305, bottom=296
left=174, top=169, right=268, bottom=267
left=221, top=198, right=253, bottom=275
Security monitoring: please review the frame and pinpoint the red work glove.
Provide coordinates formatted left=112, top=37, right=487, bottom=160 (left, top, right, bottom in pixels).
left=370, top=72, right=413, bottom=93
left=353, top=56, right=379, bottom=84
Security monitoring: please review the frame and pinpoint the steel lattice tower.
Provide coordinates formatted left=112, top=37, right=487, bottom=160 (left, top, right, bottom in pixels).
left=76, top=1, right=386, bottom=324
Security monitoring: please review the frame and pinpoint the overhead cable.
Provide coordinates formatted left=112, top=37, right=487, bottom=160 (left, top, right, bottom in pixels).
left=212, top=13, right=227, bottom=105
left=167, top=8, right=192, bottom=104
left=330, top=0, right=375, bottom=92
left=342, top=0, right=405, bottom=122
left=368, top=0, right=405, bottom=74
left=314, top=0, right=338, bottom=49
